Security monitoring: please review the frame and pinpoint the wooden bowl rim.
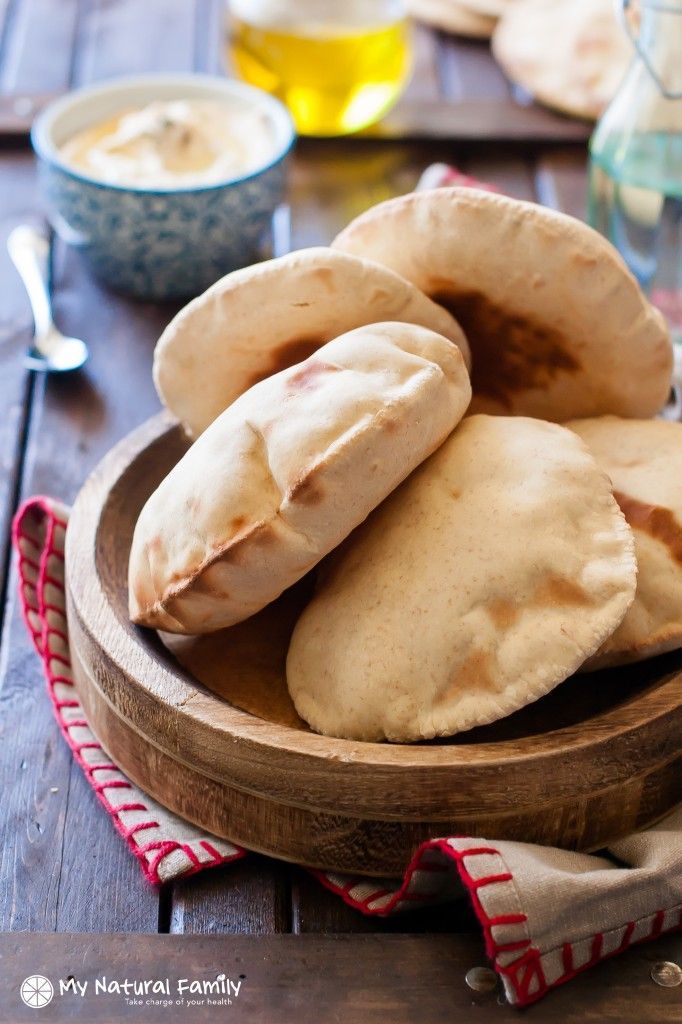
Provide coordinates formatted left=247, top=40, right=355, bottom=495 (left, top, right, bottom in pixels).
left=66, top=412, right=682, bottom=817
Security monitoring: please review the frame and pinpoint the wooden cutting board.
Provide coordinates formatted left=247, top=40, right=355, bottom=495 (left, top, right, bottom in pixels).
left=65, top=413, right=681, bottom=876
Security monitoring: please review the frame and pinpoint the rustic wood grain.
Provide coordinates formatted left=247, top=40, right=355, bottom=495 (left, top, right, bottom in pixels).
left=0, top=154, right=35, bottom=607
left=171, top=856, right=291, bottom=936
left=402, top=22, right=442, bottom=102
left=464, top=151, right=537, bottom=199
left=0, top=0, right=78, bottom=93
left=72, top=0, right=197, bottom=82
left=535, top=148, right=591, bottom=219
left=0, top=70, right=71, bottom=940
left=363, top=98, right=591, bottom=142
left=0, top=91, right=59, bottom=135
left=0, top=0, right=195, bottom=935
left=1, top=931, right=681, bottom=1023
left=36, top=0, right=204, bottom=935
left=0, top=0, right=17, bottom=67
left=193, top=0, right=225, bottom=76
left=289, top=138, right=445, bottom=247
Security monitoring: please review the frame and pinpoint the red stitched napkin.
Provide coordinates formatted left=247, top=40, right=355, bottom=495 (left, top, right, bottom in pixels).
left=11, top=165, right=681, bottom=1008
left=14, top=494, right=681, bottom=1008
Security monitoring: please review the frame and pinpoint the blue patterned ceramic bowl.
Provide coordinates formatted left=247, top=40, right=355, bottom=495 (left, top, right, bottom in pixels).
left=31, top=75, right=295, bottom=300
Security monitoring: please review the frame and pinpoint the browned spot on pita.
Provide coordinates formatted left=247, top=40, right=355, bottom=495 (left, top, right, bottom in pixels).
left=428, top=284, right=581, bottom=408
left=286, top=360, right=341, bottom=392
left=230, top=515, right=247, bottom=532
left=487, top=598, right=519, bottom=629
left=288, top=470, right=324, bottom=506
left=218, top=522, right=269, bottom=564
left=375, top=408, right=400, bottom=433
left=535, top=574, right=590, bottom=607
left=245, top=336, right=323, bottom=389
left=614, top=491, right=682, bottom=565
left=312, top=267, right=336, bottom=290
left=437, top=649, right=498, bottom=704
left=187, top=573, right=222, bottom=597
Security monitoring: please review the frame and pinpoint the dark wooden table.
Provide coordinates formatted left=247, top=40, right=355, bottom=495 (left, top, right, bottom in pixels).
left=0, top=2, right=679, bottom=1022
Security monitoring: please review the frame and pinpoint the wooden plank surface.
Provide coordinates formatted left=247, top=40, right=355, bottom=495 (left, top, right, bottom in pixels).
left=0, top=8, right=678, bottom=1022
left=0, top=0, right=184, bottom=936
left=1, top=931, right=681, bottom=1023
left=0, top=0, right=78, bottom=93
left=0, top=153, right=34, bottom=618
left=365, top=98, right=590, bottom=143
left=170, top=857, right=291, bottom=936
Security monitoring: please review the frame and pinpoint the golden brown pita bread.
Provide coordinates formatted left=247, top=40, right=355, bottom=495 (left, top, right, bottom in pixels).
left=287, top=415, right=637, bottom=742
left=407, top=0, right=496, bottom=38
left=333, top=187, right=672, bottom=422
left=129, top=322, right=471, bottom=634
left=492, top=0, right=631, bottom=120
left=568, top=416, right=682, bottom=669
left=154, top=247, right=471, bottom=439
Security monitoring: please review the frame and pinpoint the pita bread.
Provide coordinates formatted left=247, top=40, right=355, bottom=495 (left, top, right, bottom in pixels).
left=333, top=187, right=672, bottom=422
left=407, top=0, right=497, bottom=38
left=286, top=415, right=637, bottom=742
left=457, top=0, right=515, bottom=16
left=154, top=247, right=471, bottom=439
left=492, top=0, right=631, bottom=121
left=129, top=322, right=471, bottom=634
left=568, top=417, right=682, bottom=669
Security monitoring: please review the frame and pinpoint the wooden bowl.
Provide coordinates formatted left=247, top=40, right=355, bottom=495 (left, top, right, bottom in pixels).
left=66, top=413, right=682, bottom=876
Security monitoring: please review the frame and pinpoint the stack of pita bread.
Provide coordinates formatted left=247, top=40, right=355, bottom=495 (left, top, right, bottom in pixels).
left=408, top=0, right=632, bottom=122
left=129, top=186, right=677, bottom=744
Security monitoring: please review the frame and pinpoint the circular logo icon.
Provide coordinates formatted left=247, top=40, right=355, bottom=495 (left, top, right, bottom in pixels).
left=20, top=976, right=54, bottom=1009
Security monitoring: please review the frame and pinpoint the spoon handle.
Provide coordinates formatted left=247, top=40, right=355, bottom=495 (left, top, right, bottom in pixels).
left=7, top=224, right=55, bottom=351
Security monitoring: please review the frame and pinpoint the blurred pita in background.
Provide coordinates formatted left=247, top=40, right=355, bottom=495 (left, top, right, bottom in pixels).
left=406, top=0, right=497, bottom=39
left=457, top=0, right=518, bottom=16
left=492, top=0, right=633, bottom=120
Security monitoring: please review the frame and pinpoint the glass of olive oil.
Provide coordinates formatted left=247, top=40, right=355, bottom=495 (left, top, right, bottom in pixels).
left=227, top=0, right=412, bottom=136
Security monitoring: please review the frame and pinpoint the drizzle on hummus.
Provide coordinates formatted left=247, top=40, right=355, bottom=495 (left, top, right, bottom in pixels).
left=59, top=99, right=276, bottom=188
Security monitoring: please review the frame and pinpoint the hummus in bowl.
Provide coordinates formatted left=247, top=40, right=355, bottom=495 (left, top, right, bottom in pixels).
left=58, top=98, right=278, bottom=189
left=31, top=75, right=295, bottom=299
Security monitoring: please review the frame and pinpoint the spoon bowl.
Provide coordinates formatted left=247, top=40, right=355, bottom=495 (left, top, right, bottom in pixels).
left=8, top=224, right=89, bottom=374
left=24, top=331, right=89, bottom=374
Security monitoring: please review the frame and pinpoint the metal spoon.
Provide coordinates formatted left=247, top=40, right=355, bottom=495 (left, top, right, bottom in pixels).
left=7, top=224, right=88, bottom=372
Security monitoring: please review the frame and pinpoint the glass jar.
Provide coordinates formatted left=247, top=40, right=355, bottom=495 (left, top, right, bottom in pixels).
left=588, top=0, right=682, bottom=345
left=227, top=0, right=412, bottom=137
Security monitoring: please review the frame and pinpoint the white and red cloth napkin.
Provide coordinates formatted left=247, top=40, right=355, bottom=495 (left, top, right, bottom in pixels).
left=13, top=497, right=681, bottom=1007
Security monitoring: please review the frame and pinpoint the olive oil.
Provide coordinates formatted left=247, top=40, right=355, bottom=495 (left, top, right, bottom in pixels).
left=228, top=2, right=411, bottom=136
